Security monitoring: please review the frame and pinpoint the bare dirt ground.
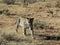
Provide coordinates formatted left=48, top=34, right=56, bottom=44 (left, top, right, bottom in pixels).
left=0, top=1, right=60, bottom=45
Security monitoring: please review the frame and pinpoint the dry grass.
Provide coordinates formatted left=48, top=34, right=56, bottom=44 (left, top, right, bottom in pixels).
left=0, top=0, right=60, bottom=45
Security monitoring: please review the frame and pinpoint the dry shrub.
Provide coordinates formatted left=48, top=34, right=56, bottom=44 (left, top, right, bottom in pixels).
left=1, top=33, right=20, bottom=42
left=55, top=0, right=60, bottom=8
left=33, top=20, right=47, bottom=29
left=45, top=1, right=58, bottom=8
left=48, top=0, right=60, bottom=8
left=33, top=20, right=54, bottom=30
left=3, top=0, right=15, bottom=5
left=0, top=39, right=8, bottom=45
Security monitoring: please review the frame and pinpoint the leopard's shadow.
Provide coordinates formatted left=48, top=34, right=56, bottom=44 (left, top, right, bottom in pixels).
left=35, top=34, right=60, bottom=40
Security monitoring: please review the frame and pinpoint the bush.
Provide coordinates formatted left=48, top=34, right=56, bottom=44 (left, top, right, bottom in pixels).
left=1, top=33, right=20, bottom=42
left=3, top=0, right=15, bottom=5
left=56, top=1, right=60, bottom=8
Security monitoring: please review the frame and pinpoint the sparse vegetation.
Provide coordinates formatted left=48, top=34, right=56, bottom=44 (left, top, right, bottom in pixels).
left=56, top=1, right=60, bottom=8
left=0, top=0, right=60, bottom=45
left=1, top=33, right=20, bottom=42
left=3, top=0, right=15, bottom=5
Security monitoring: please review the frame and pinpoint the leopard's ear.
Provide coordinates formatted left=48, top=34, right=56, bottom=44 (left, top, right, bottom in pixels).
left=27, top=17, right=34, bottom=20
left=27, top=18, right=29, bottom=19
